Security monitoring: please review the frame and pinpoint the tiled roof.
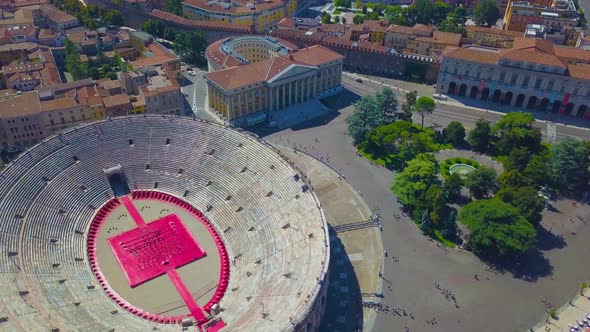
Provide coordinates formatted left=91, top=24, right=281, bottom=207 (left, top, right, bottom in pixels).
left=205, top=45, right=343, bottom=91
left=419, top=31, right=461, bottom=46
left=102, top=94, right=130, bottom=108
left=567, top=63, right=590, bottom=79
left=553, top=45, right=590, bottom=63
left=129, top=42, right=178, bottom=69
left=502, top=38, right=565, bottom=68
left=148, top=10, right=253, bottom=32
left=466, top=26, right=522, bottom=37
left=386, top=24, right=412, bottom=34
left=0, top=90, right=40, bottom=117
left=40, top=96, right=80, bottom=112
left=277, top=17, right=294, bottom=28
left=41, top=3, right=77, bottom=24
left=443, top=46, right=501, bottom=65
left=183, top=0, right=284, bottom=14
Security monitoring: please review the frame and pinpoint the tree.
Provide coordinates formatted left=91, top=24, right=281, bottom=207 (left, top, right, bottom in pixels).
left=104, top=9, right=124, bottom=27
left=64, top=38, right=88, bottom=80
left=391, top=153, right=440, bottom=208
left=355, top=0, right=361, bottom=10
left=334, top=15, right=340, bottom=23
left=468, top=118, right=491, bottom=153
left=400, top=90, right=416, bottom=122
left=341, top=17, right=347, bottom=24
left=346, top=95, right=382, bottom=143
left=459, top=200, right=536, bottom=257
left=426, top=184, right=446, bottom=224
left=474, top=0, right=500, bottom=27
left=498, top=170, right=533, bottom=189
left=492, top=112, right=542, bottom=155
left=321, top=12, right=331, bottom=24
left=173, top=31, right=207, bottom=66
left=353, top=14, right=364, bottom=24
left=375, top=87, right=398, bottom=123
left=505, top=147, right=531, bottom=171
left=523, top=153, right=549, bottom=187
left=466, top=166, right=498, bottom=199
left=431, top=1, right=451, bottom=26
left=362, top=4, right=367, bottom=14
left=414, top=96, right=435, bottom=130
left=444, top=121, right=466, bottom=146
left=334, top=0, right=350, bottom=8
left=496, top=186, right=546, bottom=225
left=367, top=11, right=380, bottom=20
left=438, top=9, right=467, bottom=35
left=444, top=173, right=463, bottom=202
left=165, top=0, right=183, bottom=15
left=547, top=138, right=590, bottom=192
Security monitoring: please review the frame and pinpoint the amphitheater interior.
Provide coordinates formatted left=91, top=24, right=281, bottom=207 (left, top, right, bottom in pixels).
left=0, top=115, right=330, bottom=331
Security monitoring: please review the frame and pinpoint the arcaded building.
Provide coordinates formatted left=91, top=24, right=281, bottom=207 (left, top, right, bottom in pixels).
left=436, top=38, right=590, bottom=119
left=204, top=36, right=344, bottom=126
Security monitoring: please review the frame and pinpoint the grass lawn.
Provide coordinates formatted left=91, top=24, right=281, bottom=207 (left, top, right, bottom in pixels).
left=440, top=157, right=481, bottom=179
left=434, top=229, right=456, bottom=248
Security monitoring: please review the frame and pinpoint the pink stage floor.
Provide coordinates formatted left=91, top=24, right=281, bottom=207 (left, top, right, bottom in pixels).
left=107, top=213, right=207, bottom=287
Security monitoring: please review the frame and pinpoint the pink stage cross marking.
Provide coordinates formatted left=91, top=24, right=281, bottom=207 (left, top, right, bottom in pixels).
left=114, top=196, right=208, bottom=324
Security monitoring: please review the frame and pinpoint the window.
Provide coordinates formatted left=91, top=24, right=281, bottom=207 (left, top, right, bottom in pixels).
left=500, top=71, right=506, bottom=81
left=534, top=78, right=542, bottom=89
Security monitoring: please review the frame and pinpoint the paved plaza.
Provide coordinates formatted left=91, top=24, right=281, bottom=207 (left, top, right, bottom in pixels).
left=262, top=93, right=590, bottom=332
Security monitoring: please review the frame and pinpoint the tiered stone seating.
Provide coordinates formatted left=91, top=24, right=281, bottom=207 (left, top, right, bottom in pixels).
left=0, top=115, right=329, bottom=331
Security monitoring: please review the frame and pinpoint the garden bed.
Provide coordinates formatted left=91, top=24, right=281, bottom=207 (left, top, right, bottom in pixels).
left=440, top=157, right=481, bottom=179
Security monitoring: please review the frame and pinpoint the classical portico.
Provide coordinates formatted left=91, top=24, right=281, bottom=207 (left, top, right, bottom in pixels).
left=205, top=45, right=344, bottom=125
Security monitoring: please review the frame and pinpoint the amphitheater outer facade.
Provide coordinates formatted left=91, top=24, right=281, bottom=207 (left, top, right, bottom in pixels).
left=0, top=115, right=330, bottom=331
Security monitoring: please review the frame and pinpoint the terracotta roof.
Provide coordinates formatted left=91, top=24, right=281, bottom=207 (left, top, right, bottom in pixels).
left=76, top=86, right=103, bottom=106
left=0, top=90, right=40, bottom=117
left=432, top=31, right=461, bottom=46
left=183, top=0, right=284, bottom=14
left=386, top=24, right=412, bottom=34
left=443, top=46, right=501, bottom=65
left=41, top=3, right=77, bottom=24
left=205, top=45, right=342, bottom=91
left=502, top=38, right=565, bottom=68
left=148, top=10, right=252, bottom=32
left=129, top=42, right=178, bottom=69
left=37, top=28, right=55, bottom=39
left=553, top=45, right=590, bottom=63
left=567, top=63, right=590, bottom=79
left=98, top=79, right=121, bottom=90
left=289, top=44, right=344, bottom=66
left=413, top=24, right=434, bottom=33
left=466, top=26, right=522, bottom=37
left=277, top=17, right=294, bottom=28
left=102, top=94, right=130, bottom=108
left=40, top=97, right=81, bottom=112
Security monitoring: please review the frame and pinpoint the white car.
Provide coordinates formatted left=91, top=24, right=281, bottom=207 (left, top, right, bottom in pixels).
left=433, top=93, right=447, bottom=101
left=188, top=71, right=196, bottom=76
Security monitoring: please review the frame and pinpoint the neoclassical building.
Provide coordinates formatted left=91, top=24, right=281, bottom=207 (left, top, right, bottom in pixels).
left=204, top=36, right=344, bottom=126
left=436, top=38, right=590, bottom=119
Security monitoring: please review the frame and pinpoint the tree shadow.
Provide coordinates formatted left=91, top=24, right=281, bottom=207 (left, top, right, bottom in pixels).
left=319, top=226, right=364, bottom=331
left=535, top=224, right=567, bottom=251
left=481, top=248, right=554, bottom=282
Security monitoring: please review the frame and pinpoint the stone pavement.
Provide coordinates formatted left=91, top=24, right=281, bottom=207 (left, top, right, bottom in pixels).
left=276, top=147, right=383, bottom=332
left=533, top=288, right=590, bottom=332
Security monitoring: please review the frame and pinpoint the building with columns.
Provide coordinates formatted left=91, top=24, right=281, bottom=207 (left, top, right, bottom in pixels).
left=204, top=36, right=344, bottom=126
left=435, top=37, right=590, bottom=120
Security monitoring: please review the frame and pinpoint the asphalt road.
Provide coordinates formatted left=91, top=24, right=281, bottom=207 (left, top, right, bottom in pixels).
left=180, top=69, right=216, bottom=122
left=341, top=75, right=590, bottom=142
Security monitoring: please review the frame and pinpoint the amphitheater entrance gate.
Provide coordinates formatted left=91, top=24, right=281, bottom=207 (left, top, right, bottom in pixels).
left=105, top=165, right=131, bottom=197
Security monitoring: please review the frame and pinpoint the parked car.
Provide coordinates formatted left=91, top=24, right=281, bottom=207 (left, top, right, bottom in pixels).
left=186, top=67, right=193, bottom=71
left=355, top=78, right=363, bottom=83
left=433, top=93, right=447, bottom=101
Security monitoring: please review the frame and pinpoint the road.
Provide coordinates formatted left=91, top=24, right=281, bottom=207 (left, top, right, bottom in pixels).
left=179, top=69, right=217, bottom=122
left=341, top=74, right=590, bottom=142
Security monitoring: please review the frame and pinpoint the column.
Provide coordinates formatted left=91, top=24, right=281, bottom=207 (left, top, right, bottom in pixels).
left=281, top=84, right=287, bottom=108
left=289, top=81, right=293, bottom=106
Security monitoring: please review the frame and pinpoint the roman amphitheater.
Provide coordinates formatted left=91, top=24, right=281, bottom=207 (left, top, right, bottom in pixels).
left=0, top=115, right=330, bottom=331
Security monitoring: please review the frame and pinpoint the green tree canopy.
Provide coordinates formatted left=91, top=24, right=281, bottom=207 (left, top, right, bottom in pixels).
left=466, top=166, right=498, bottom=199
left=474, top=0, right=500, bottom=27
left=547, top=138, right=590, bottom=192
left=353, top=14, right=365, bottom=24
left=444, top=121, right=466, bottom=146
left=523, top=153, right=550, bottom=187
left=375, top=87, right=398, bottom=123
left=505, top=146, right=531, bottom=171
left=347, top=95, right=380, bottom=143
left=496, top=186, right=546, bottom=225
left=165, top=0, right=183, bottom=15
left=414, top=96, right=436, bottom=130
left=459, top=200, right=536, bottom=257
left=173, top=31, right=208, bottom=66
left=468, top=118, right=492, bottom=153
left=444, top=172, right=463, bottom=202
left=104, top=9, right=124, bottom=27
left=399, top=90, right=416, bottom=122
left=492, top=112, right=542, bottom=155
left=498, top=170, right=533, bottom=189
left=391, top=153, right=440, bottom=208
